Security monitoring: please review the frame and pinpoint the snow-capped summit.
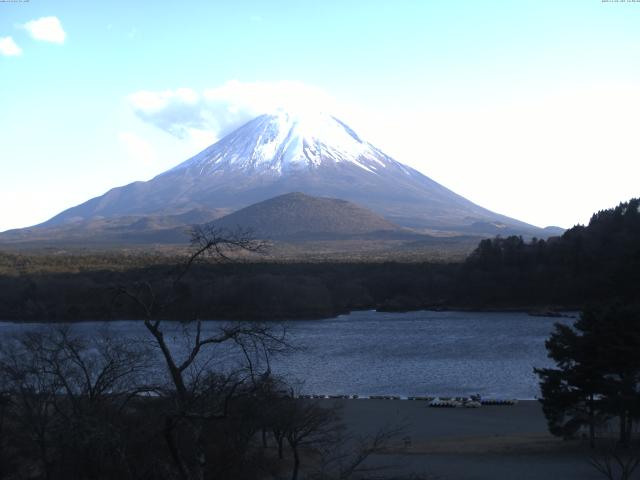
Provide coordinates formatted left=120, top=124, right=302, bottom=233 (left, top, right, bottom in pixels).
left=168, top=110, right=404, bottom=176
left=39, top=111, right=546, bottom=237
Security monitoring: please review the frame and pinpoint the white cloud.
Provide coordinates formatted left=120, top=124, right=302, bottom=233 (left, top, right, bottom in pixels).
left=0, top=36, right=22, bottom=56
left=23, top=16, right=66, bottom=44
left=118, top=132, right=156, bottom=165
left=127, top=80, right=341, bottom=148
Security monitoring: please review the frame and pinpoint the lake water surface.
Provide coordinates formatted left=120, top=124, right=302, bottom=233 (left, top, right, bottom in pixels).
left=0, top=310, right=574, bottom=399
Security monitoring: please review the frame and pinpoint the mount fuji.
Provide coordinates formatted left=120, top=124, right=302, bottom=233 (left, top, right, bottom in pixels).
left=8, top=110, right=558, bottom=243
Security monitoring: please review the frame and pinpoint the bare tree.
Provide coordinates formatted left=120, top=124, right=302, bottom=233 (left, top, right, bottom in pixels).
left=285, top=399, right=341, bottom=480
left=262, top=390, right=404, bottom=480
left=116, top=225, right=288, bottom=480
left=311, top=423, right=405, bottom=480
left=0, top=326, right=153, bottom=479
left=0, top=388, right=10, bottom=478
left=30, top=327, right=151, bottom=412
left=589, top=441, right=640, bottom=480
left=0, top=331, right=64, bottom=479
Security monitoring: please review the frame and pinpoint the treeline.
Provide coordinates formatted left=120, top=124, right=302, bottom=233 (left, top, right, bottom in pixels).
left=459, top=198, right=640, bottom=308
left=0, top=261, right=456, bottom=321
left=0, top=198, right=638, bottom=321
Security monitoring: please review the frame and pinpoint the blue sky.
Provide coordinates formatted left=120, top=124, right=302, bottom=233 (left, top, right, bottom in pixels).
left=1, top=0, right=639, bottom=231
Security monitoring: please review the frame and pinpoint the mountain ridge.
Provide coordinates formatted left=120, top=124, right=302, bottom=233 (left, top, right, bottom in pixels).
left=12, top=110, right=557, bottom=241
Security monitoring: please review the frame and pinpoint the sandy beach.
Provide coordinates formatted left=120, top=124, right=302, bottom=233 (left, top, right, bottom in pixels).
left=327, top=399, right=601, bottom=479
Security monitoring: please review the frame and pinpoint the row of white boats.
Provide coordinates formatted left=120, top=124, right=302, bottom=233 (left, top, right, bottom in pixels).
left=296, top=394, right=519, bottom=408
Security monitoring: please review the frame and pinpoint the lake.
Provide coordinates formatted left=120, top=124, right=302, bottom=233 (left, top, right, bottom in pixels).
left=0, top=310, right=574, bottom=399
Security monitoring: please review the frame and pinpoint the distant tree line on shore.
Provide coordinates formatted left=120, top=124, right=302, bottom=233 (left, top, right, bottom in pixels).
left=0, top=198, right=638, bottom=322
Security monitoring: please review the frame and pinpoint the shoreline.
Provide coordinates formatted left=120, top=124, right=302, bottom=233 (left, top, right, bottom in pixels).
left=300, top=394, right=536, bottom=402
left=0, top=306, right=580, bottom=324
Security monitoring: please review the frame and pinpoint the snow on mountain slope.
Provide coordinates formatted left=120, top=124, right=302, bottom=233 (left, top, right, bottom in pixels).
left=167, top=110, right=408, bottom=176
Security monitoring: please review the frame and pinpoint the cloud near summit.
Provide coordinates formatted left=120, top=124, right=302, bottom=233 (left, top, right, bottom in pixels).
left=127, top=81, right=339, bottom=145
